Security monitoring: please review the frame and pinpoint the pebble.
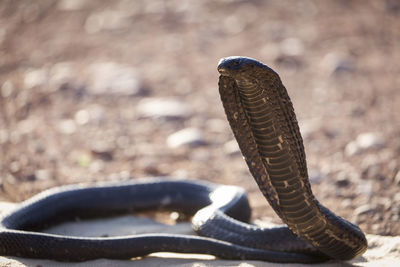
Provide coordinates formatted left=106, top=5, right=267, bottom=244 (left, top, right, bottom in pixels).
left=86, top=62, right=142, bottom=96
left=90, top=142, right=114, bottom=161
left=309, top=170, right=323, bottom=184
left=24, top=68, right=48, bottom=90
left=355, top=204, right=376, bottom=216
left=335, top=176, right=350, bottom=187
left=223, top=139, right=241, bottom=156
left=357, top=132, right=385, bottom=149
left=280, top=37, right=304, bottom=56
left=57, top=119, right=77, bottom=135
left=137, top=98, right=191, bottom=120
left=320, top=52, right=354, bottom=76
left=57, top=0, right=88, bottom=11
left=34, top=169, right=51, bottom=180
left=74, top=109, right=90, bottom=125
left=345, top=132, right=385, bottom=156
left=48, top=62, right=75, bottom=91
left=1, top=80, right=14, bottom=98
left=167, top=128, right=206, bottom=148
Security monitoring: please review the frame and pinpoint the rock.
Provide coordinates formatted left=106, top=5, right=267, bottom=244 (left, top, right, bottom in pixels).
left=1, top=80, right=14, bottom=98
left=345, top=132, right=385, bottom=156
left=90, top=143, right=114, bottom=161
left=309, top=170, right=323, bottom=184
left=355, top=204, right=376, bottom=217
left=49, top=62, right=75, bottom=91
left=34, top=169, right=51, bottom=180
left=280, top=37, right=304, bottom=56
left=137, top=98, right=192, bottom=120
left=74, top=109, right=90, bottom=125
left=345, top=140, right=360, bottom=156
left=57, top=0, right=88, bottom=10
left=24, top=68, right=48, bottom=90
left=57, top=119, right=77, bottom=135
left=335, top=176, right=350, bottom=187
left=167, top=128, right=205, bottom=148
left=86, top=62, right=142, bottom=96
left=223, top=139, right=241, bottom=156
left=321, top=52, right=354, bottom=76
left=17, top=119, right=36, bottom=135
left=0, top=129, right=8, bottom=144
left=357, top=132, right=385, bottom=150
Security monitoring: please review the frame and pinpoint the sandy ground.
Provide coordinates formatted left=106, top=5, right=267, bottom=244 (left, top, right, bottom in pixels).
left=1, top=201, right=399, bottom=267
left=0, top=0, right=400, bottom=265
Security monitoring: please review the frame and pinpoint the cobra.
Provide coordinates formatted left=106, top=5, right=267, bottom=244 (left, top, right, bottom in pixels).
left=0, top=57, right=367, bottom=263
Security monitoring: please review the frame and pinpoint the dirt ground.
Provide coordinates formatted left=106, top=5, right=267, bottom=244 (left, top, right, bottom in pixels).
left=0, top=0, right=399, bottom=237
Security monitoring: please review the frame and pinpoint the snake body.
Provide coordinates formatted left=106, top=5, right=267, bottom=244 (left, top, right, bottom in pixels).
left=0, top=57, right=367, bottom=262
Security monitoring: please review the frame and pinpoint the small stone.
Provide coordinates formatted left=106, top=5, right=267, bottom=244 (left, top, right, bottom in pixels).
left=49, top=62, right=75, bottom=91
left=57, top=0, right=88, bottom=10
left=357, top=132, right=385, bottom=150
left=345, top=132, right=385, bottom=156
left=1, top=80, right=14, bottom=98
left=34, top=169, right=51, bottom=180
left=9, top=161, right=20, bottom=173
left=321, top=52, right=354, bottom=76
left=0, top=129, right=8, bottom=144
left=74, top=109, right=90, bottom=125
left=24, top=68, right=48, bottom=89
left=90, top=143, right=114, bottom=161
left=355, top=204, right=376, bottom=216
left=309, top=170, right=323, bottom=184
left=280, top=38, right=304, bottom=56
left=89, top=160, right=104, bottom=173
left=224, top=139, right=241, bottom=156
left=17, top=119, right=36, bottom=135
left=335, top=176, right=350, bottom=187
left=86, top=62, right=142, bottom=96
left=137, top=98, right=191, bottom=120
left=167, top=128, right=205, bottom=148
left=345, top=141, right=361, bottom=156
left=57, top=119, right=77, bottom=135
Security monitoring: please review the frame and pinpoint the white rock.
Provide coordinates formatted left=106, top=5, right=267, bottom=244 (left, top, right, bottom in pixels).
left=137, top=98, right=191, bottom=120
left=280, top=37, right=304, bottom=56
left=24, top=68, right=48, bottom=89
left=49, top=62, right=75, bottom=90
left=356, top=132, right=385, bottom=150
left=1, top=80, right=14, bottom=98
left=86, top=62, right=142, bottom=96
left=167, top=128, right=205, bottom=148
left=345, top=140, right=361, bottom=156
left=345, top=132, right=385, bottom=156
left=34, top=169, right=51, bottom=180
left=223, top=139, right=241, bottom=156
left=74, top=109, right=90, bottom=125
left=57, top=119, right=77, bottom=135
left=57, top=0, right=88, bottom=10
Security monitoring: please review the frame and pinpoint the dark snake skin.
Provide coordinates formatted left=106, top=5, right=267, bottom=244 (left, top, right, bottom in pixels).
left=0, top=57, right=367, bottom=263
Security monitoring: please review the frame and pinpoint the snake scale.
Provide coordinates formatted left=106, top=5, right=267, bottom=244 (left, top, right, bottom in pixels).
left=0, top=56, right=367, bottom=263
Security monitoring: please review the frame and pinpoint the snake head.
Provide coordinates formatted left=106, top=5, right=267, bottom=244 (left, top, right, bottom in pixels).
left=217, top=56, right=266, bottom=78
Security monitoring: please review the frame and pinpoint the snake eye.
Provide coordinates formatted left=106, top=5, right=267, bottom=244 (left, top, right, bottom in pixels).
left=231, top=60, right=241, bottom=66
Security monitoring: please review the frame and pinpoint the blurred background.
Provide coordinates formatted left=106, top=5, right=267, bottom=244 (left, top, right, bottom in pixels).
left=0, top=0, right=399, bottom=236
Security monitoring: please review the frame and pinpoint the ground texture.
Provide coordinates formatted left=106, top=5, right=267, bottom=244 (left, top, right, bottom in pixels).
left=0, top=0, right=399, bottom=239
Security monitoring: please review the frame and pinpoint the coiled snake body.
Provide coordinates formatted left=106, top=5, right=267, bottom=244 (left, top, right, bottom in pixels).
left=0, top=57, right=367, bottom=263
